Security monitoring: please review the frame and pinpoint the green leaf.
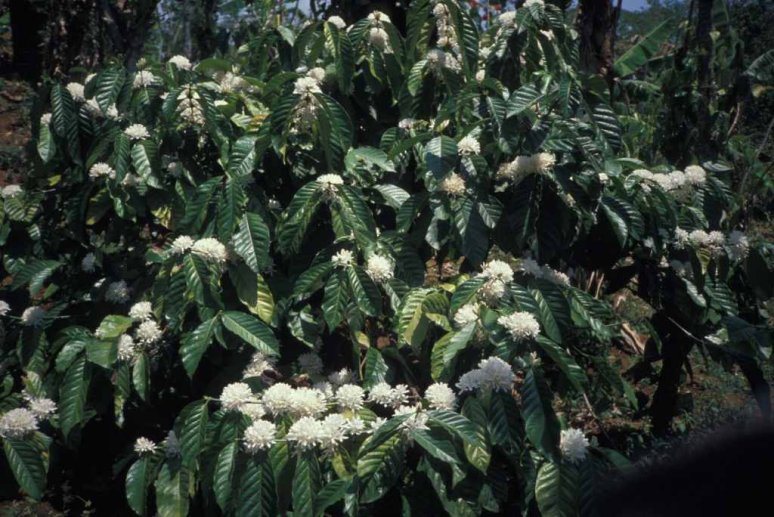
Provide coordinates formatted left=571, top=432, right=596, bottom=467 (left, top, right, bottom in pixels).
left=94, top=315, right=133, bottom=339
left=347, top=267, right=382, bottom=316
left=442, top=323, right=476, bottom=365
left=237, top=456, right=276, bottom=517
left=131, top=141, right=158, bottom=183
left=293, top=453, right=320, bottom=517
left=535, top=461, right=580, bottom=517
left=179, top=400, right=209, bottom=466
left=535, top=336, right=586, bottom=392
left=60, top=354, right=88, bottom=439
left=277, top=182, right=322, bottom=254
left=133, top=353, right=150, bottom=401
left=614, top=18, right=673, bottom=76
left=3, top=438, right=47, bottom=500
left=228, top=135, right=257, bottom=177
left=521, top=367, right=560, bottom=461
left=180, top=316, right=220, bottom=377
left=424, top=136, right=458, bottom=179
left=221, top=311, right=279, bottom=355
left=292, top=261, right=334, bottom=299
left=427, top=409, right=490, bottom=473
left=126, top=457, right=150, bottom=515
left=155, top=462, right=190, bottom=517
left=323, top=270, right=347, bottom=329
left=363, top=347, right=389, bottom=389
left=314, top=479, right=348, bottom=517
left=233, top=212, right=271, bottom=274
left=37, top=124, right=55, bottom=163
left=214, top=441, right=239, bottom=512
left=507, top=84, right=543, bottom=117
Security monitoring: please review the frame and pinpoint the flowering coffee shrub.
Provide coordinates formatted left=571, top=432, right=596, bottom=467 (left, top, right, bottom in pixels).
left=1, top=1, right=772, bottom=515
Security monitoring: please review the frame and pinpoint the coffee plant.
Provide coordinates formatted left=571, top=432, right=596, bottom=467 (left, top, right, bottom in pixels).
left=1, top=0, right=772, bottom=515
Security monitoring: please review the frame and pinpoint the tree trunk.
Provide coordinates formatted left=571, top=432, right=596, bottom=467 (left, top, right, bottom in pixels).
left=9, top=0, right=47, bottom=80
left=695, top=0, right=715, bottom=153
left=650, top=315, right=692, bottom=436
left=191, top=0, right=219, bottom=60
left=576, top=0, right=616, bottom=87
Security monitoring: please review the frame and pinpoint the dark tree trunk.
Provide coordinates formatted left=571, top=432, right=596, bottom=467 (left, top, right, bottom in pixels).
left=9, top=0, right=47, bottom=80
left=695, top=0, right=715, bottom=153
left=191, top=0, right=219, bottom=60
left=650, top=315, right=692, bottom=436
left=576, top=0, right=616, bottom=87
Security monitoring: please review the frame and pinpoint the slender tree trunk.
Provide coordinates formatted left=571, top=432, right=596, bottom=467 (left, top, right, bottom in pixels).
left=192, top=0, right=219, bottom=59
left=576, top=0, right=616, bottom=88
left=9, top=0, right=47, bottom=80
left=695, top=0, right=714, bottom=152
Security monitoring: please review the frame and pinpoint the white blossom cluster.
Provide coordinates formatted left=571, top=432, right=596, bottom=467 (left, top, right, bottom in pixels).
left=673, top=227, right=726, bottom=257
left=66, top=82, right=85, bottom=102
left=0, top=395, right=58, bottom=439
left=457, top=135, right=481, bottom=156
left=327, top=15, right=347, bottom=30
left=440, top=173, right=466, bottom=196
left=332, top=249, right=354, bottom=268
left=316, top=173, right=344, bottom=199
left=1, top=184, right=23, bottom=199
left=457, top=357, right=515, bottom=393
left=89, top=162, right=116, bottom=180
left=105, top=280, right=130, bottom=303
left=424, top=383, right=456, bottom=410
left=168, top=55, right=193, bottom=70
left=519, top=258, right=570, bottom=286
left=497, top=311, right=540, bottom=341
left=133, top=71, right=160, bottom=89
left=631, top=165, right=707, bottom=196
left=243, top=351, right=277, bottom=379
left=217, top=71, right=249, bottom=93
left=368, top=382, right=410, bottom=408
left=479, top=260, right=514, bottom=305
left=124, top=123, right=151, bottom=140
left=432, top=2, right=459, bottom=50
left=176, top=85, right=205, bottom=126
left=243, top=419, right=277, bottom=453
left=220, top=382, right=259, bottom=412
left=454, top=303, right=480, bottom=328
left=497, top=152, right=556, bottom=184
left=0, top=300, right=10, bottom=317
left=727, top=230, right=750, bottom=261
left=21, top=306, right=47, bottom=328
left=559, top=428, right=589, bottom=464
left=426, top=49, right=461, bottom=73
left=191, top=237, right=229, bottom=264
left=366, top=254, right=394, bottom=283
left=367, top=11, right=393, bottom=53
left=134, top=437, right=157, bottom=455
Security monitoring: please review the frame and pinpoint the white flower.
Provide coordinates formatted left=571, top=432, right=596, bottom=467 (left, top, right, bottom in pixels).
left=84, top=99, right=103, bottom=117
left=368, top=27, right=391, bottom=51
left=288, top=388, right=327, bottom=418
left=426, top=49, right=447, bottom=71
left=66, top=82, right=85, bottom=102
left=243, top=420, right=276, bottom=453
left=135, top=320, right=162, bottom=345
left=398, top=118, right=416, bottom=130
left=134, top=437, right=157, bottom=455
left=424, top=383, right=456, bottom=410
left=133, top=71, right=159, bottom=88
left=366, top=255, right=394, bottom=283
left=475, top=70, right=486, bottom=83
left=457, top=357, right=515, bottom=393
left=674, top=227, right=690, bottom=249
left=297, top=352, right=324, bottom=375
left=117, top=334, right=137, bottom=361
left=243, top=351, right=276, bottom=378
left=328, top=368, right=353, bottom=386
left=368, top=382, right=395, bottom=406
left=684, top=165, right=707, bottom=186
left=336, top=384, right=365, bottom=411
left=26, top=397, right=57, bottom=420
left=124, top=124, right=150, bottom=140
left=1, top=185, right=23, bottom=198
left=21, top=306, right=46, bottom=327
left=454, top=303, right=479, bottom=328
left=367, top=11, right=391, bottom=24
left=457, top=136, right=481, bottom=156
left=106, top=104, right=119, bottom=119
left=286, top=416, right=324, bottom=451
left=306, top=67, right=326, bottom=84
left=482, top=260, right=514, bottom=283
left=342, top=416, right=369, bottom=435
left=0, top=408, right=39, bottom=439
left=240, top=402, right=266, bottom=421
left=128, top=301, right=153, bottom=322
left=728, top=230, right=749, bottom=261
left=169, top=235, right=195, bottom=255
left=261, top=383, right=295, bottom=414
left=393, top=405, right=429, bottom=433
left=40, top=113, right=52, bottom=125
left=328, top=15, right=347, bottom=29
left=479, top=278, right=507, bottom=305
left=105, top=280, right=130, bottom=303
left=319, top=414, right=348, bottom=449
left=219, top=72, right=248, bottom=93
left=294, top=76, right=322, bottom=98
left=191, top=237, right=228, bottom=264
left=220, top=382, right=257, bottom=412
left=560, top=428, right=589, bottom=464
left=440, top=173, right=466, bottom=196
left=0, top=301, right=10, bottom=316
left=316, top=173, right=344, bottom=187
left=81, top=253, right=97, bottom=272
left=498, top=311, right=540, bottom=340
left=541, top=266, right=570, bottom=286
left=168, top=55, right=192, bottom=70
left=532, top=152, right=556, bottom=174
left=519, top=258, right=543, bottom=278
left=523, top=0, right=544, bottom=7
left=89, top=162, right=115, bottom=180
left=332, top=249, right=354, bottom=268
left=499, top=11, right=517, bottom=27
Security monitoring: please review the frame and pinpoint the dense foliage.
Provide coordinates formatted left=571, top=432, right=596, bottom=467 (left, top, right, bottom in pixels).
left=1, top=0, right=773, bottom=515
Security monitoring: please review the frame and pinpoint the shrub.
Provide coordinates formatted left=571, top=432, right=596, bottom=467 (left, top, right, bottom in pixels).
left=0, top=0, right=772, bottom=514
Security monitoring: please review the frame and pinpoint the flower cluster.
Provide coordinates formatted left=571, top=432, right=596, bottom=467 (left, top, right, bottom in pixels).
left=191, top=237, right=228, bottom=264
left=560, top=428, right=589, bottom=464
left=497, top=152, right=556, bottom=185
left=2, top=184, right=23, bottom=198
left=457, top=135, right=481, bottom=156
left=368, top=382, right=410, bottom=408
left=105, top=280, right=130, bottom=303
left=519, top=258, right=571, bottom=286
left=367, top=11, right=392, bottom=53
left=498, top=311, right=540, bottom=341
left=432, top=2, right=459, bottom=50
left=168, top=55, right=192, bottom=70
left=21, top=306, right=46, bottom=328
left=424, top=383, right=456, bottom=410
left=366, top=254, right=394, bottom=283
left=457, top=357, right=515, bottom=393
left=124, top=124, right=150, bottom=140
left=454, top=303, right=480, bottom=328
left=133, top=71, right=160, bottom=89
left=332, top=249, right=354, bottom=268
left=440, top=173, right=466, bottom=196
left=176, top=85, right=205, bottom=126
